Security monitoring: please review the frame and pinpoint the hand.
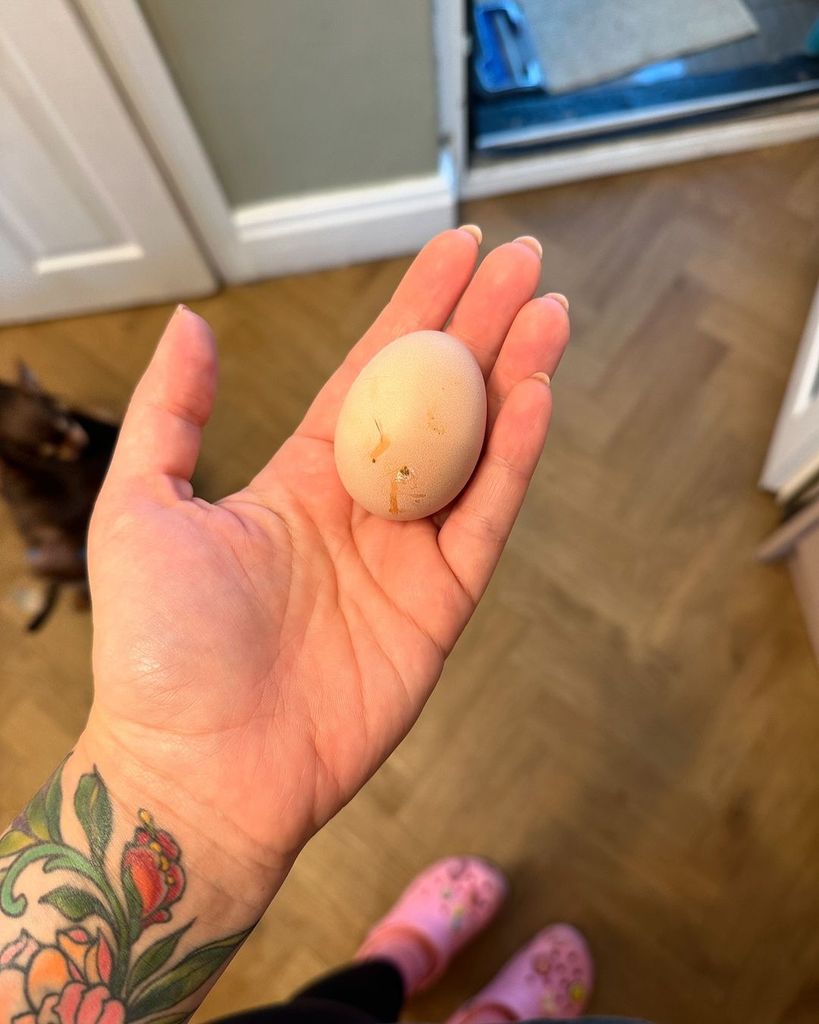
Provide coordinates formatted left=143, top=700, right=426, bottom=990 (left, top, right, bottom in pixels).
left=83, top=230, right=569, bottom=888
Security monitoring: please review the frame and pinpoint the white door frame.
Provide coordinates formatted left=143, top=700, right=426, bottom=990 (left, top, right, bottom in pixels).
left=431, top=0, right=469, bottom=190
left=761, top=281, right=819, bottom=498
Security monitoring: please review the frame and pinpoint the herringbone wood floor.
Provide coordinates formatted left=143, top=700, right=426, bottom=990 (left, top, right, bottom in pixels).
left=2, top=141, right=819, bottom=1024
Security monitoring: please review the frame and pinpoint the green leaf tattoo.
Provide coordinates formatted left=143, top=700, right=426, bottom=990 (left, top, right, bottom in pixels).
left=0, top=830, right=37, bottom=858
left=74, top=767, right=114, bottom=862
left=25, top=789, right=51, bottom=843
left=127, top=928, right=252, bottom=1020
left=40, top=884, right=114, bottom=926
left=127, top=921, right=193, bottom=997
left=44, top=760, right=65, bottom=843
left=0, top=759, right=251, bottom=1023
left=122, top=863, right=146, bottom=944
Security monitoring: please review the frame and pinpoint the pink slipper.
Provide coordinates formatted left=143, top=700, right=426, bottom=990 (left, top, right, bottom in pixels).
left=446, top=924, right=594, bottom=1022
left=355, top=856, right=507, bottom=991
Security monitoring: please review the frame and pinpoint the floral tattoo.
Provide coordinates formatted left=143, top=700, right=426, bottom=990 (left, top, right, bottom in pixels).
left=0, top=762, right=249, bottom=1023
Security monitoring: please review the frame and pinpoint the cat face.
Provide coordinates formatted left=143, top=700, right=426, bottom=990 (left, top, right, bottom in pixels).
left=0, top=379, right=88, bottom=462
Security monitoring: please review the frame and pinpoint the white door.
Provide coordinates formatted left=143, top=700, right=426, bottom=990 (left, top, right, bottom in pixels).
left=762, top=282, right=819, bottom=498
left=0, top=0, right=215, bottom=325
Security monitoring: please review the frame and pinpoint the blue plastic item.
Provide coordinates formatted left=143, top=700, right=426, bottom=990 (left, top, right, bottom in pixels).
left=473, top=0, right=544, bottom=95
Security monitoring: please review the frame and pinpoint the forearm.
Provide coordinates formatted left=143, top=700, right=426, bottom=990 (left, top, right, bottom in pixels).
left=0, top=733, right=290, bottom=1024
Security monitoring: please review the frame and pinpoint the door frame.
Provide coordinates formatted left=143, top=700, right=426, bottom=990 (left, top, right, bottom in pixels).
left=761, top=281, right=819, bottom=498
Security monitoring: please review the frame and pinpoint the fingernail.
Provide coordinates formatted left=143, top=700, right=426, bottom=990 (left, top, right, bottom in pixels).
left=175, top=303, right=190, bottom=315
left=514, top=235, right=543, bottom=259
left=545, top=292, right=569, bottom=312
left=459, top=224, right=483, bottom=244
left=531, top=371, right=551, bottom=387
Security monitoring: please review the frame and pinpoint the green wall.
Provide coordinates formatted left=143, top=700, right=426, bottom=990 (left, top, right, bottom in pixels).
left=139, top=0, right=441, bottom=205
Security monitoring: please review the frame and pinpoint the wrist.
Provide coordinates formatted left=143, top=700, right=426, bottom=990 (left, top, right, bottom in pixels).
left=74, top=721, right=293, bottom=925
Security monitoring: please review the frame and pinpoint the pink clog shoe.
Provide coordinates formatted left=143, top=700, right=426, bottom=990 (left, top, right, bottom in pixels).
left=446, top=924, right=594, bottom=1022
left=355, top=856, right=508, bottom=991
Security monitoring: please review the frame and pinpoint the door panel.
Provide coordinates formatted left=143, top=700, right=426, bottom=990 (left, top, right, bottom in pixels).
left=0, top=0, right=215, bottom=324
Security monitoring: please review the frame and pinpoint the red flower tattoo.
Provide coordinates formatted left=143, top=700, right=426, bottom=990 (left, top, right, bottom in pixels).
left=121, top=810, right=185, bottom=931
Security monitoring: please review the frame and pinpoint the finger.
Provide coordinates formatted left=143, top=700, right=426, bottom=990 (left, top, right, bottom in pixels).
left=486, top=294, right=569, bottom=431
left=431, top=293, right=568, bottom=530
left=446, top=238, right=543, bottom=378
left=103, top=305, right=217, bottom=503
left=297, top=227, right=481, bottom=442
left=437, top=373, right=552, bottom=605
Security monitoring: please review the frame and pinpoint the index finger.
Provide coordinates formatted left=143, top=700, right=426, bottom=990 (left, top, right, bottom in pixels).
left=297, top=227, right=480, bottom=441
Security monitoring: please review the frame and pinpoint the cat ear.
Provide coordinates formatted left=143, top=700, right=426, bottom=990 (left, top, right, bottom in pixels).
left=17, top=361, right=43, bottom=394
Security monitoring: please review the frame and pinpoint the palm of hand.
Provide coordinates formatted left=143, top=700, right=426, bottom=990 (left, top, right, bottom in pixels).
left=87, top=230, right=569, bottom=868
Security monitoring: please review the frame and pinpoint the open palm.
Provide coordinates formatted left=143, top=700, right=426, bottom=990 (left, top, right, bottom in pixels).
left=85, top=229, right=569, bottom=879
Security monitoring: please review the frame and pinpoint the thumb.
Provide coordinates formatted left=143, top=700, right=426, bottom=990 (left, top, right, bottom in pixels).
left=102, top=304, right=218, bottom=503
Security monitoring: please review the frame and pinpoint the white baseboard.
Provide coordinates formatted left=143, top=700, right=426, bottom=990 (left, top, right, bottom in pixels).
left=232, top=165, right=456, bottom=279
left=463, top=108, right=819, bottom=201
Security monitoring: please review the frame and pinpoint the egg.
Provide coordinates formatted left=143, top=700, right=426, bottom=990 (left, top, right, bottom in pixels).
left=334, top=330, right=487, bottom=521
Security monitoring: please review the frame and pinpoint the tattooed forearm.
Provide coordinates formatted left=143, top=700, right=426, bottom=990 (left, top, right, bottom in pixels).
left=0, top=761, right=250, bottom=1023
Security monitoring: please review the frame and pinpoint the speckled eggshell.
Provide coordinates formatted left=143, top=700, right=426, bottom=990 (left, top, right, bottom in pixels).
left=334, top=330, right=487, bottom=521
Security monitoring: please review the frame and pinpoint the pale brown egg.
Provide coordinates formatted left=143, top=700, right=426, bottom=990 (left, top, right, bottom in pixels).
left=334, top=330, right=487, bottom=521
